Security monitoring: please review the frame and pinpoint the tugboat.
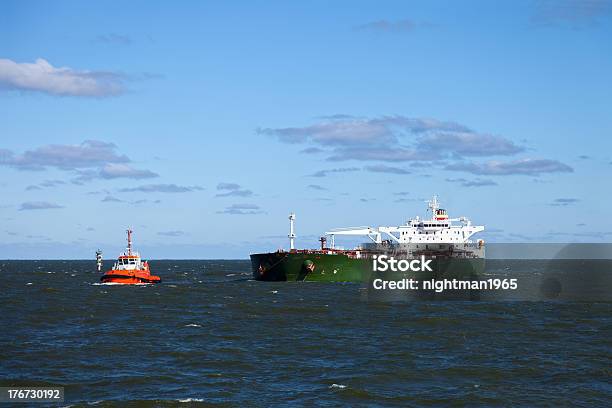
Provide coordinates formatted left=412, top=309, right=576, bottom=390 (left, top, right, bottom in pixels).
left=100, top=229, right=161, bottom=284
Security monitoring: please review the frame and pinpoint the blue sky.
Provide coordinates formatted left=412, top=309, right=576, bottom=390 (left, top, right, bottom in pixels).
left=1, top=0, right=611, bottom=258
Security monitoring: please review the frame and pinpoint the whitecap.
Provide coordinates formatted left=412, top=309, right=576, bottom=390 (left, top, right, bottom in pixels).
left=329, top=384, right=347, bottom=389
left=178, top=398, right=204, bottom=402
left=26, top=282, right=33, bottom=285
left=185, top=324, right=201, bottom=327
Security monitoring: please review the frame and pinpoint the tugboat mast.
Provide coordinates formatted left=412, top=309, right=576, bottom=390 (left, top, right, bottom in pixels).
left=126, top=228, right=133, bottom=256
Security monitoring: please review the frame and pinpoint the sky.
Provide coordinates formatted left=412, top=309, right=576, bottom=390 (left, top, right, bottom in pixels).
left=0, top=0, right=611, bottom=259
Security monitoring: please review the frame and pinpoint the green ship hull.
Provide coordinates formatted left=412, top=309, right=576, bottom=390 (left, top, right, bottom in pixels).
left=250, top=251, right=370, bottom=282
left=250, top=251, right=485, bottom=284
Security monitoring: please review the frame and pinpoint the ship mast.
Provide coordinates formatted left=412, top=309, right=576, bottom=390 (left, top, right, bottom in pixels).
left=427, top=195, right=440, bottom=219
left=126, top=228, right=133, bottom=255
left=288, top=213, right=296, bottom=250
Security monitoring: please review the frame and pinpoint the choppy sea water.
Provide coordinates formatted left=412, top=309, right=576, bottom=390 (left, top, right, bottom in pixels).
left=0, top=260, right=610, bottom=407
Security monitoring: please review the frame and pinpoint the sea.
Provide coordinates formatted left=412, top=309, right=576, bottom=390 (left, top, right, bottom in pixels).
left=1, top=260, right=610, bottom=407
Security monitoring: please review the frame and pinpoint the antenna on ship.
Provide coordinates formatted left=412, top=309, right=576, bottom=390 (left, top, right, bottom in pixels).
left=288, top=213, right=296, bottom=250
left=126, top=228, right=133, bottom=255
left=427, top=195, right=440, bottom=219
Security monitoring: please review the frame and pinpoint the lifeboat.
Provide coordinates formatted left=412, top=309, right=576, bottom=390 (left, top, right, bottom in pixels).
left=100, top=229, right=161, bottom=284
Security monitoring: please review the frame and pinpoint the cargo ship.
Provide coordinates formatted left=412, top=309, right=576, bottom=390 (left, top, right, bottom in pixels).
left=250, top=196, right=485, bottom=282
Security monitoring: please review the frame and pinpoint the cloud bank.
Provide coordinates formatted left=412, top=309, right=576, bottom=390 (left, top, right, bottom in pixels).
left=261, top=114, right=573, bottom=177
left=0, top=140, right=160, bottom=183
left=260, top=115, right=525, bottom=163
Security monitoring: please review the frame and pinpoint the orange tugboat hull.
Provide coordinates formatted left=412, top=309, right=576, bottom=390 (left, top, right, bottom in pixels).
left=100, top=270, right=161, bottom=284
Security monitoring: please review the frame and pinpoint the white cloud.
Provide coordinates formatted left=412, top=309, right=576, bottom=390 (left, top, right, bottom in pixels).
left=99, top=163, right=159, bottom=179
left=215, top=182, right=253, bottom=197
left=310, top=167, right=360, bottom=177
left=445, top=178, right=498, bottom=187
left=157, top=230, right=186, bottom=237
left=416, top=133, right=524, bottom=156
left=118, top=184, right=204, bottom=193
left=19, top=201, right=63, bottom=210
left=217, top=203, right=263, bottom=215
left=445, top=159, right=574, bottom=176
left=551, top=198, right=580, bottom=206
left=0, top=140, right=127, bottom=170
left=0, top=58, right=126, bottom=97
left=364, top=165, right=411, bottom=175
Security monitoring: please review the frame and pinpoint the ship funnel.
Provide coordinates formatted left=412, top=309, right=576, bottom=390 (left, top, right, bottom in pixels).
left=288, top=213, right=296, bottom=250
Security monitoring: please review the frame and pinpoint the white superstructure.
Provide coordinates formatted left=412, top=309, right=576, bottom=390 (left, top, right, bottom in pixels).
left=325, top=195, right=484, bottom=246
left=110, top=229, right=148, bottom=271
